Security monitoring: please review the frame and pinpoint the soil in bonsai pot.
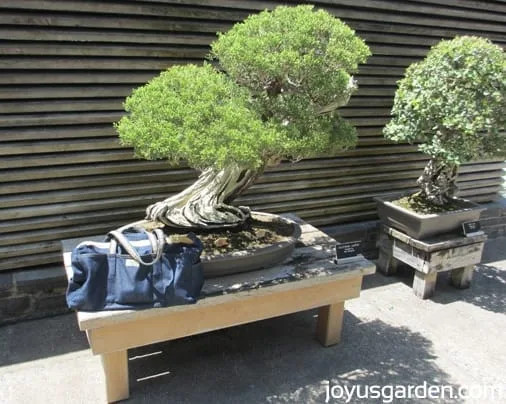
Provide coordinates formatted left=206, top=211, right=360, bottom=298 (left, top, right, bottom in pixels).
left=163, top=216, right=296, bottom=258
left=392, top=192, right=476, bottom=215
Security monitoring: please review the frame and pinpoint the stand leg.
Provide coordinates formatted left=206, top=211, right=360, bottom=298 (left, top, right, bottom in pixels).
left=377, top=234, right=398, bottom=276
left=450, top=266, right=474, bottom=289
left=101, top=350, right=129, bottom=403
left=316, top=302, right=345, bottom=347
left=377, top=250, right=401, bottom=276
left=413, top=271, right=438, bottom=299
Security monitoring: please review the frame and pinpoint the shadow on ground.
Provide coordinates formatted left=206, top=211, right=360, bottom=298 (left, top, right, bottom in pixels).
left=481, top=237, right=506, bottom=264
left=0, top=314, right=88, bottom=367
left=127, top=311, right=463, bottom=404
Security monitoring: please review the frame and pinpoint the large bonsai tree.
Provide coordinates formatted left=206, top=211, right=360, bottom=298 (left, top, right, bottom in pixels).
left=115, top=5, right=370, bottom=228
left=384, top=36, right=506, bottom=206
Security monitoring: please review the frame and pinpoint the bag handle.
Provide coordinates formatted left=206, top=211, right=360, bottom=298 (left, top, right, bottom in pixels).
left=108, top=228, right=166, bottom=266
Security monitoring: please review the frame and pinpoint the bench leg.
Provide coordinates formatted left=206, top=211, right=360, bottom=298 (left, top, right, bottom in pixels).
left=378, top=251, right=403, bottom=276
left=450, top=266, right=474, bottom=289
left=377, top=235, right=398, bottom=276
left=101, top=350, right=129, bottom=403
left=413, top=271, right=438, bottom=299
left=377, top=250, right=399, bottom=276
left=316, top=301, right=345, bottom=347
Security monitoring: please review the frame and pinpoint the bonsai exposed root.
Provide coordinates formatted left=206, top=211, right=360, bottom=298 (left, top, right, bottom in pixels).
left=416, top=159, right=458, bottom=206
left=146, top=165, right=261, bottom=229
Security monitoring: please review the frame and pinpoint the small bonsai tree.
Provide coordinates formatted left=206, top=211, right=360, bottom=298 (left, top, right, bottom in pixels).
left=384, top=36, right=506, bottom=207
left=115, top=5, right=370, bottom=229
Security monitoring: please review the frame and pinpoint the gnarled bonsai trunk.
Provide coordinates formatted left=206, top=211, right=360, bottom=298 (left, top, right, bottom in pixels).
left=416, top=158, right=459, bottom=206
left=146, top=164, right=262, bottom=229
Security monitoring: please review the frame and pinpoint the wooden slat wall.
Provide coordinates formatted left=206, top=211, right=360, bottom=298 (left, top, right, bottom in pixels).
left=1, top=0, right=505, bottom=271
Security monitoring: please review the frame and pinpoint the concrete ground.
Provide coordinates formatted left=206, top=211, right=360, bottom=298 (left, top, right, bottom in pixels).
left=1, top=237, right=505, bottom=404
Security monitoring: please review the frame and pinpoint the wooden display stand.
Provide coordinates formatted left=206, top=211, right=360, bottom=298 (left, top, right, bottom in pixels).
left=62, top=217, right=375, bottom=402
left=377, top=225, right=487, bottom=299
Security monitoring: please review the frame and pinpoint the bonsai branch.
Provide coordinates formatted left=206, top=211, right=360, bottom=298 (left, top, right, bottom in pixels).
left=317, top=77, right=357, bottom=115
left=416, top=158, right=459, bottom=206
left=145, top=164, right=262, bottom=229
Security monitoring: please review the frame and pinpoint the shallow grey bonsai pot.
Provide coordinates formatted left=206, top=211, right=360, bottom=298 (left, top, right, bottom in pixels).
left=122, top=211, right=301, bottom=278
left=374, top=193, right=484, bottom=240
left=201, top=211, right=301, bottom=278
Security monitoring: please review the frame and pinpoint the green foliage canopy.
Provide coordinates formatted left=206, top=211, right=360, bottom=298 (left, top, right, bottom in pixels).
left=211, top=5, right=370, bottom=161
left=116, top=5, right=371, bottom=170
left=115, top=64, right=283, bottom=170
left=384, top=36, right=506, bottom=166
left=211, top=5, right=370, bottom=117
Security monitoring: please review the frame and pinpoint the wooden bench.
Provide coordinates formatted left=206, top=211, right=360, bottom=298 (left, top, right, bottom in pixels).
left=377, top=225, right=487, bottom=299
left=62, top=218, right=375, bottom=402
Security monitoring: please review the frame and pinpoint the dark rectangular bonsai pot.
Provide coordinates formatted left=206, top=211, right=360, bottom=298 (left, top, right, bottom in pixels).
left=374, top=193, right=484, bottom=240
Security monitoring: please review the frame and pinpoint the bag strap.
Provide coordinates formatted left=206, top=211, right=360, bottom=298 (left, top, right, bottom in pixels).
left=108, top=228, right=166, bottom=266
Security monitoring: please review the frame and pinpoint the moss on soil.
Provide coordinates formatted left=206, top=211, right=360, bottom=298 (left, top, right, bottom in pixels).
left=392, top=192, right=472, bottom=214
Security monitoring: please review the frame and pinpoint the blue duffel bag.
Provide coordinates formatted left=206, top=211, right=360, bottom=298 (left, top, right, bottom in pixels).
left=66, top=227, right=204, bottom=311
